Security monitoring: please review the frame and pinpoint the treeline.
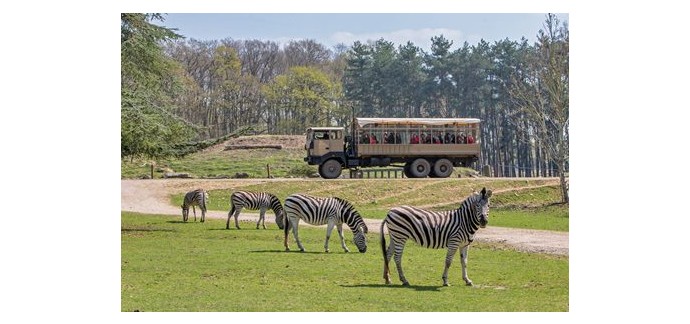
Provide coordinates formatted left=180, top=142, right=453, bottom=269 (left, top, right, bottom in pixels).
left=121, top=14, right=568, bottom=201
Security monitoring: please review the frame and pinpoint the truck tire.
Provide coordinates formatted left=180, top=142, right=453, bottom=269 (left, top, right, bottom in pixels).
left=409, top=158, right=431, bottom=178
left=432, top=159, right=454, bottom=178
left=319, top=159, right=342, bottom=179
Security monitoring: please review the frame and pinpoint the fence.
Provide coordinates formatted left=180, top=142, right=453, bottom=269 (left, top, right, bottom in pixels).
left=348, top=168, right=404, bottom=179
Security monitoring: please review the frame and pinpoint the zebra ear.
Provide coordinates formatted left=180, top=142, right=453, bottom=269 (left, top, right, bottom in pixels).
left=480, top=187, right=486, bottom=196
left=362, top=224, right=368, bottom=234
left=485, top=189, right=492, bottom=198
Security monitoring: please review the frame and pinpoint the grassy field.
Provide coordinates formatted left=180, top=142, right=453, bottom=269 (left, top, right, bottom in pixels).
left=169, top=178, right=569, bottom=232
left=121, top=146, right=315, bottom=179
left=121, top=212, right=569, bottom=312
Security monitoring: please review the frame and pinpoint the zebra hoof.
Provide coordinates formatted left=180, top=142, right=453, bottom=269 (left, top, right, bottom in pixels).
left=402, top=281, right=410, bottom=286
left=466, top=282, right=473, bottom=287
left=443, top=283, right=450, bottom=287
left=325, top=249, right=330, bottom=253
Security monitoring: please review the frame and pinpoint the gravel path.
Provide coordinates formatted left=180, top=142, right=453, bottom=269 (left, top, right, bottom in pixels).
left=121, top=179, right=568, bottom=256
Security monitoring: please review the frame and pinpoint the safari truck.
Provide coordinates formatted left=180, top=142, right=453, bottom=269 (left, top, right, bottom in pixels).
left=304, top=117, right=481, bottom=179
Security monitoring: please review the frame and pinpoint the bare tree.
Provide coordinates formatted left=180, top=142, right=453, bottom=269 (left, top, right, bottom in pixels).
left=509, top=14, right=569, bottom=202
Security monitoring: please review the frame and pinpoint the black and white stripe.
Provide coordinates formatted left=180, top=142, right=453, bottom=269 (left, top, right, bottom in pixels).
left=380, top=187, right=492, bottom=286
left=227, top=191, right=285, bottom=230
left=181, top=189, right=209, bottom=223
left=283, top=194, right=368, bottom=253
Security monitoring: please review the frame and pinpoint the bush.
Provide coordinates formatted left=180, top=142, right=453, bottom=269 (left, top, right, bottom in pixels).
left=287, top=164, right=317, bottom=178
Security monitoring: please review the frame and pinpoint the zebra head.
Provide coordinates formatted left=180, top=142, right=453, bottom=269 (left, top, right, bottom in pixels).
left=271, top=196, right=286, bottom=230
left=474, top=187, right=493, bottom=228
left=352, top=220, right=368, bottom=253
left=336, top=197, right=368, bottom=253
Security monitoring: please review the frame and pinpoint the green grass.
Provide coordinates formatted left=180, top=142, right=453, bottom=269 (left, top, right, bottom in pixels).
left=121, top=147, right=315, bottom=179
left=170, top=178, right=568, bottom=232
left=121, top=212, right=568, bottom=312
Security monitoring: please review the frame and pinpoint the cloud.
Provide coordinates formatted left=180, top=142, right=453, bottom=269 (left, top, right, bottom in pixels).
left=330, top=28, right=475, bottom=51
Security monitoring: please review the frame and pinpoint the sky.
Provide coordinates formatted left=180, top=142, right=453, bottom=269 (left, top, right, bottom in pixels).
left=156, top=13, right=568, bottom=51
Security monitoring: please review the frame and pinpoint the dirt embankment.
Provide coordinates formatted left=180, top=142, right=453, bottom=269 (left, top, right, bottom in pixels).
left=121, top=179, right=568, bottom=256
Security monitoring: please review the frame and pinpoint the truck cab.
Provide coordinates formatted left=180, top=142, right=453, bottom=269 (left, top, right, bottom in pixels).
left=304, top=127, right=347, bottom=178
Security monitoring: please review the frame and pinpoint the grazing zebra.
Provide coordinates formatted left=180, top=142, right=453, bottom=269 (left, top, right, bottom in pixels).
left=380, top=188, right=492, bottom=286
left=227, top=191, right=285, bottom=230
left=181, top=189, right=209, bottom=223
left=283, top=194, right=368, bottom=253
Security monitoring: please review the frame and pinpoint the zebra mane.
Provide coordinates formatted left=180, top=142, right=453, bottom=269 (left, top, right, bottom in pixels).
left=332, top=197, right=367, bottom=232
left=332, top=196, right=352, bottom=209
left=457, top=191, right=481, bottom=210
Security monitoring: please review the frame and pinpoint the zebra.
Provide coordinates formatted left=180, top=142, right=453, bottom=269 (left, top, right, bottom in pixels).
left=380, top=187, right=492, bottom=286
left=227, top=191, right=285, bottom=230
left=181, top=189, right=209, bottom=223
left=283, top=193, right=368, bottom=253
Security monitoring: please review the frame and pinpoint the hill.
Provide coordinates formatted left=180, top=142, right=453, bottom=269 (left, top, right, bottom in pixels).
left=121, top=135, right=312, bottom=179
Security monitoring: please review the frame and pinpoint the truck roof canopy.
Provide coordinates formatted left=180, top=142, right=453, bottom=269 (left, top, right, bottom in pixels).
left=356, top=118, right=480, bottom=127
left=307, top=127, right=343, bottom=131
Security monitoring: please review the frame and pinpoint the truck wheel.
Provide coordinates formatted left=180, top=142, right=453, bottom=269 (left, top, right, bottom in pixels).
left=319, top=159, right=342, bottom=179
left=409, top=158, right=431, bottom=178
left=433, top=159, right=454, bottom=178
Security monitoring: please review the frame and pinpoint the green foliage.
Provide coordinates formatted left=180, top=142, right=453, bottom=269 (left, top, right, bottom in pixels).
left=263, top=66, right=343, bottom=134
left=122, top=212, right=568, bottom=311
left=121, top=13, right=197, bottom=160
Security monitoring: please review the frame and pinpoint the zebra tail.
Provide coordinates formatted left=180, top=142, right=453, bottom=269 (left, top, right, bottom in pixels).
left=380, top=219, right=388, bottom=261
left=283, top=214, right=290, bottom=249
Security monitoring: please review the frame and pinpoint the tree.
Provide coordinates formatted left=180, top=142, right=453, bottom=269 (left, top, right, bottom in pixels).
left=121, top=13, right=196, bottom=160
left=263, top=66, right=342, bottom=134
left=509, top=14, right=569, bottom=202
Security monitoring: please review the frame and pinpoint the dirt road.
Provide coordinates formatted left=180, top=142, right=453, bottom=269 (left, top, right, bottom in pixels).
left=121, top=179, right=568, bottom=256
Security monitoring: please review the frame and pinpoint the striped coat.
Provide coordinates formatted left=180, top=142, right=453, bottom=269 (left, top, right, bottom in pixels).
left=381, top=188, right=492, bottom=286
left=283, top=193, right=368, bottom=253
left=181, top=189, right=209, bottom=223
left=227, top=191, right=285, bottom=230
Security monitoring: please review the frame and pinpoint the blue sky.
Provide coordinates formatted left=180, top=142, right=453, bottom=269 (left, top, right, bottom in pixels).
left=157, top=13, right=568, bottom=51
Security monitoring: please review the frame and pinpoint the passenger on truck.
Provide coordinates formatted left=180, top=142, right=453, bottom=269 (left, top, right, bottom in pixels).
left=466, top=133, right=475, bottom=144
left=410, top=133, right=419, bottom=144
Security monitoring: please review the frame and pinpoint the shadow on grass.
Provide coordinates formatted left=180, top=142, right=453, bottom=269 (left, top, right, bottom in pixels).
left=121, top=228, right=175, bottom=232
left=249, top=250, right=332, bottom=254
left=340, top=283, right=442, bottom=292
left=165, top=220, right=204, bottom=224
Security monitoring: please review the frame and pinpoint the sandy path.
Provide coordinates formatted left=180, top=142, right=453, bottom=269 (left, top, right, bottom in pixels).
left=121, top=179, right=568, bottom=256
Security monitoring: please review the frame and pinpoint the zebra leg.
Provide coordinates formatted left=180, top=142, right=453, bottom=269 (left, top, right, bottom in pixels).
left=442, top=245, right=460, bottom=286
left=393, top=242, right=409, bottom=286
left=290, top=219, right=305, bottom=252
left=226, top=208, right=233, bottom=229
left=460, top=245, right=473, bottom=286
left=383, top=237, right=396, bottom=285
left=257, top=207, right=267, bottom=229
left=335, top=223, right=350, bottom=253
left=200, top=207, right=205, bottom=223
left=192, top=206, right=197, bottom=222
left=324, top=220, right=335, bottom=253
left=234, top=207, right=242, bottom=229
